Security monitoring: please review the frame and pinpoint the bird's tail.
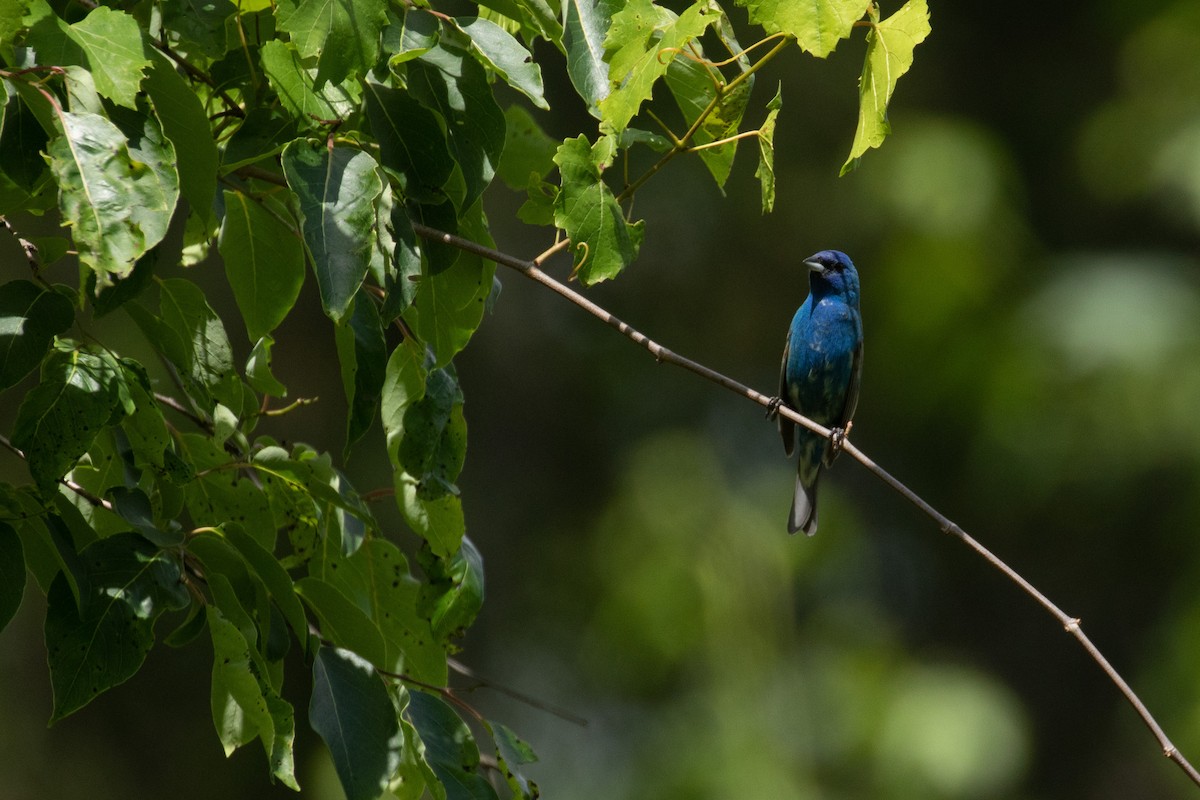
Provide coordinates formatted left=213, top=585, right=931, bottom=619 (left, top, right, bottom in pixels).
left=788, top=472, right=819, bottom=535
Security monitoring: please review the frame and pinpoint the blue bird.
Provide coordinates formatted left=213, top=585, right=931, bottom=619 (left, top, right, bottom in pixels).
left=776, top=250, right=863, bottom=535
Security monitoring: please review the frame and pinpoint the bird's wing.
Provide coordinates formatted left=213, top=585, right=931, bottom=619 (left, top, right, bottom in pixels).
left=778, top=329, right=795, bottom=456
left=840, top=338, right=864, bottom=428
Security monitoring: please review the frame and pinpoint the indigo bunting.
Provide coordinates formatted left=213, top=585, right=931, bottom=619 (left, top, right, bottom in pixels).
left=776, top=250, right=863, bottom=535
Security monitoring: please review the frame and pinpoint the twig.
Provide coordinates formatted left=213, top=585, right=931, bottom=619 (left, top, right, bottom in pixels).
left=448, top=657, right=588, bottom=727
left=409, top=221, right=1200, bottom=789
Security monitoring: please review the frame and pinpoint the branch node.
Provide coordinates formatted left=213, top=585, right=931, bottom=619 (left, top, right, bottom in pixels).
left=1064, top=617, right=1082, bottom=633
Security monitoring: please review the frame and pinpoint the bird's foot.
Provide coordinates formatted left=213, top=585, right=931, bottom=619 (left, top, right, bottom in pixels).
left=765, top=396, right=783, bottom=420
left=829, top=421, right=853, bottom=456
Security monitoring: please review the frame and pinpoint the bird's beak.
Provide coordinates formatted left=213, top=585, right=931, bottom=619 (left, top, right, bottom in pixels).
left=804, top=259, right=826, bottom=274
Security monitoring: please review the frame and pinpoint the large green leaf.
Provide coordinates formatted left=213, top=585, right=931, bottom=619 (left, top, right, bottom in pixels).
left=665, top=57, right=752, bottom=189
left=363, top=80, right=455, bottom=205
left=275, top=0, right=388, bottom=85
left=310, top=538, right=447, bottom=685
left=562, top=0, right=618, bottom=114
left=144, top=51, right=218, bottom=221
left=455, top=16, right=548, bottom=109
left=418, top=537, right=484, bottom=642
left=0, top=523, right=25, bottom=635
left=598, top=0, right=716, bottom=135
left=47, top=111, right=174, bottom=287
left=158, top=277, right=238, bottom=401
left=553, top=135, right=636, bottom=284
left=297, top=577, right=390, bottom=669
left=11, top=344, right=130, bottom=492
left=310, top=646, right=402, bottom=800
left=24, top=2, right=150, bottom=109
left=408, top=691, right=499, bottom=800
left=260, top=39, right=363, bottom=126
left=45, top=533, right=189, bottom=721
left=736, top=0, right=870, bottom=57
left=406, top=204, right=496, bottom=367
left=219, top=189, right=306, bottom=341
left=178, top=434, right=276, bottom=549
left=335, top=297, right=387, bottom=458
left=208, top=607, right=299, bottom=788
left=0, top=280, right=74, bottom=390
left=408, top=44, right=506, bottom=211
left=841, top=0, right=931, bottom=174
left=108, top=104, right=180, bottom=255
left=282, top=142, right=383, bottom=323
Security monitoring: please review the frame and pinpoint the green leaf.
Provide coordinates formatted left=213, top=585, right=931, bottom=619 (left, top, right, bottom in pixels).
left=90, top=246, right=156, bottom=316
left=665, top=56, right=751, bottom=189
left=161, top=0, right=236, bottom=59
left=598, top=0, right=716, bottom=135
left=756, top=84, right=781, bottom=212
left=221, top=108, right=298, bottom=173
left=25, top=2, right=151, bottom=109
left=11, top=344, right=129, bottom=492
left=282, top=142, right=383, bottom=323
left=553, top=135, right=636, bottom=284
left=408, top=691, right=499, bottom=800
left=384, top=8, right=440, bottom=66
left=419, top=537, right=484, bottom=642
left=208, top=606, right=299, bottom=788
left=107, top=103, right=180, bottom=255
left=246, top=336, right=288, bottom=397
left=405, top=203, right=496, bottom=366
left=736, top=0, right=870, bottom=57
left=144, top=51, right=219, bottom=222
left=275, top=0, right=389, bottom=85
left=493, top=722, right=539, bottom=799
left=382, top=206, right=423, bottom=320
left=178, top=433, right=276, bottom=549
left=158, top=278, right=238, bottom=401
left=310, top=646, right=402, bottom=800
left=335, top=297, right=387, bottom=458
left=455, top=16, right=548, bottom=110
left=363, top=80, right=455, bottom=205
left=297, top=577, right=390, bottom=669
left=221, top=523, right=309, bottom=641
left=496, top=105, right=558, bottom=191
left=47, top=111, right=173, bottom=287
left=219, top=189, right=306, bottom=341
left=0, top=522, right=25, bottom=635
left=119, top=362, right=171, bottom=470
left=841, top=0, right=931, bottom=175
left=382, top=342, right=467, bottom=560
left=0, top=84, right=51, bottom=191
left=311, top=538, right=447, bottom=685
left=45, top=532, right=189, bottom=721
left=109, top=487, right=184, bottom=547
left=562, top=0, right=618, bottom=114
left=260, top=39, right=363, bottom=125
left=0, top=280, right=74, bottom=390
left=408, top=44, right=506, bottom=211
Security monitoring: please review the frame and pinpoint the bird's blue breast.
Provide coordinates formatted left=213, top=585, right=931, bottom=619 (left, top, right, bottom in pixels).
left=785, top=294, right=861, bottom=427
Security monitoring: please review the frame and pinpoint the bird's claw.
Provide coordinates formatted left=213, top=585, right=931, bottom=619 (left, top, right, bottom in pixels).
left=765, top=396, right=783, bottom=420
left=829, top=421, right=853, bottom=455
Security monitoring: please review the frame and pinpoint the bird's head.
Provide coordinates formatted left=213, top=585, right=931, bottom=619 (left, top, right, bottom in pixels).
left=803, top=250, right=859, bottom=298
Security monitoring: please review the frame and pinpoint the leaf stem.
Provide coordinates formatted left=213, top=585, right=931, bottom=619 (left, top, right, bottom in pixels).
left=616, top=34, right=793, bottom=203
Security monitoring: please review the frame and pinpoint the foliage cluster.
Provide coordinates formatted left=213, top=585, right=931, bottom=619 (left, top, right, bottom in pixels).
left=0, top=0, right=926, bottom=796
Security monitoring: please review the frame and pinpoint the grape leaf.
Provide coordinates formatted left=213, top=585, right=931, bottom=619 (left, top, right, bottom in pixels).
left=841, top=0, right=931, bottom=175
left=735, top=0, right=870, bottom=57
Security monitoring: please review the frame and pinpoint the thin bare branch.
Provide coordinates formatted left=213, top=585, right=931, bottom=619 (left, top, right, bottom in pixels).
left=410, top=221, right=1200, bottom=789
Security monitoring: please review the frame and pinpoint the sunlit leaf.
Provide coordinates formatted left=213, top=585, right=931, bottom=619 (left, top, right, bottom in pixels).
left=735, top=0, right=870, bottom=57
left=282, top=142, right=383, bottom=323
left=756, top=84, right=781, bottom=211
left=276, top=0, right=388, bottom=85
left=456, top=16, right=548, bottom=109
left=562, top=0, right=618, bottom=114
left=553, top=135, right=636, bottom=283
left=841, top=0, right=930, bottom=175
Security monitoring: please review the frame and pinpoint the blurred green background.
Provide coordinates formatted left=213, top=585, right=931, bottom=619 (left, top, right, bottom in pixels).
left=4, top=0, right=1200, bottom=798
